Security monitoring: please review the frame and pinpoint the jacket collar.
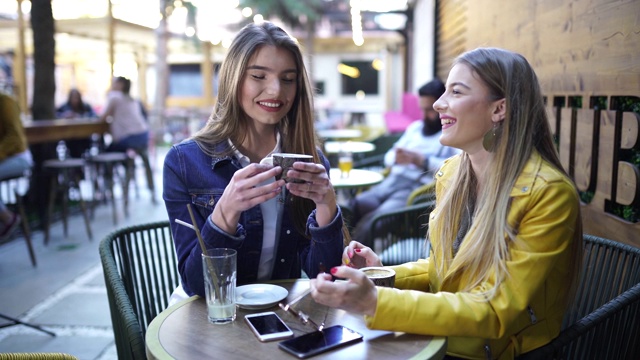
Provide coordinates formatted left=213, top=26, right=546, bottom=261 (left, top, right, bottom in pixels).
left=436, top=151, right=543, bottom=198
left=510, top=151, right=542, bottom=197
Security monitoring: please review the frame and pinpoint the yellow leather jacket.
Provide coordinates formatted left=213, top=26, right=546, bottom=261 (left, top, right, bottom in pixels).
left=364, top=151, right=581, bottom=359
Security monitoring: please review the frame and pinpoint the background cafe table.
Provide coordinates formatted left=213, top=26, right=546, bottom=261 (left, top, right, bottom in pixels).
left=146, top=279, right=447, bottom=360
left=317, top=128, right=362, bottom=141
left=323, top=141, right=375, bottom=155
left=23, top=118, right=109, bottom=144
left=330, top=168, right=384, bottom=190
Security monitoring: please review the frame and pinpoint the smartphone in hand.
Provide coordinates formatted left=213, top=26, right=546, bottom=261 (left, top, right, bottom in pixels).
left=245, top=312, right=294, bottom=342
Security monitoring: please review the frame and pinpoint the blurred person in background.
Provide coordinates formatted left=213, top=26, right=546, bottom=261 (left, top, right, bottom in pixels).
left=0, top=91, right=33, bottom=241
left=56, top=88, right=98, bottom=157
left=56, top=88, right=97, bottom=119
left=100, top=76, right=149, bottom=152
left=348, top=79, right=459, bottom=242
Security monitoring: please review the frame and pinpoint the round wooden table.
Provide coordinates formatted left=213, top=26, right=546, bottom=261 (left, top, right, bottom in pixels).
left=146, top=279, right=446, bottom=360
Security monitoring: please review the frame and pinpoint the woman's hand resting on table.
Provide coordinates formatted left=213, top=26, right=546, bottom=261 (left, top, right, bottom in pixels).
left=310, top=266, right=378, bottom=317
left=342, top=241, right=383, bottom=268
left=211, top=163, right=284, bottom=233
left=284, top=161, right=338, bottom=226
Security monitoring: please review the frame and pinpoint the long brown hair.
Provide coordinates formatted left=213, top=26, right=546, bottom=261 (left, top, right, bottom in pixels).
left=192, top=21, right=324, bottom=237
left=431, top=47, right=582, bottom=300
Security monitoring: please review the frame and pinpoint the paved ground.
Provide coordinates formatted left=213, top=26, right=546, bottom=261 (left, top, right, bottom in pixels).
left=0, top=146, right=170, bottom=359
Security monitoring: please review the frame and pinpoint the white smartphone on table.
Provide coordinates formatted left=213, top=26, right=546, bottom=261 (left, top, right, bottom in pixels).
left=244, top=311, right=294, bottom=342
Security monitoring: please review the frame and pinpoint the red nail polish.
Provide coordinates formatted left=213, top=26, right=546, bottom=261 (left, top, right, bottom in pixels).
left=330, top=267, right=338, bottom=274
left=355, top=249, right=361, bottom=253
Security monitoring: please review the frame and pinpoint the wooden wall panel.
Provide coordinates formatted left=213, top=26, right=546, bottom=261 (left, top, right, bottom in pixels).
left=435, top=0, right=467, bottom=81
left=436, top=0, right=640, bottom=247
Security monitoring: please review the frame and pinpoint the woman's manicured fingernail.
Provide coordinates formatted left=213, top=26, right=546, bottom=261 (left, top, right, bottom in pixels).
left=355, top=249, right=361, bottom=253
left=330, top=267, right=338, bottom=274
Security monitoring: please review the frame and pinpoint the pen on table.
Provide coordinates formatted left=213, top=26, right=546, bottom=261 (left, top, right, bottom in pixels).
left=281, top=262, right=334, bottom=311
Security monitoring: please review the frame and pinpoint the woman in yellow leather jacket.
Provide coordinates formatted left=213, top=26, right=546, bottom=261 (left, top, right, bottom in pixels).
left=310, top=47, right=583, bottom=359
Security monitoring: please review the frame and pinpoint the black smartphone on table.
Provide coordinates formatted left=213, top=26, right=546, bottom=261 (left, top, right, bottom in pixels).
left=245, top=312, right=294, bottom=342
left=278, top=325, right=363, bottom=358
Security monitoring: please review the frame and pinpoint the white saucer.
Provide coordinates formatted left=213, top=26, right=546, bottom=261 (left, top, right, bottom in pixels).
left=236, top=284, right=289, bottom=310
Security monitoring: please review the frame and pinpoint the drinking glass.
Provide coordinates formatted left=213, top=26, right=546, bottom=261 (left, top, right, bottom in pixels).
left=338, top=150, right=353, bottom=178
left=202, top=248, right=237, bottom=324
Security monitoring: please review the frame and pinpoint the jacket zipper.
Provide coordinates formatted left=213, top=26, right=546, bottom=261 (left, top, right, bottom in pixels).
left=527, top=305, right=538, bottom=324
left=484, top=342, right=492, bottom=360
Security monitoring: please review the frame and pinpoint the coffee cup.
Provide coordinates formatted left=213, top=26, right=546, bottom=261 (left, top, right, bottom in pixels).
left=271, top=153, right=313, bottom=183
left=361, top=267, right=396, bottom=288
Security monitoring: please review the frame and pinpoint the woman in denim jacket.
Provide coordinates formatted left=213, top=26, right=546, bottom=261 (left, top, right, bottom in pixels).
left=163, top=22, right=346, bottom=299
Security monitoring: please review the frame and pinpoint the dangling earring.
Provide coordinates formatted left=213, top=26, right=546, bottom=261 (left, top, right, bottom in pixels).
left=482, top=123, right=500, bottom=152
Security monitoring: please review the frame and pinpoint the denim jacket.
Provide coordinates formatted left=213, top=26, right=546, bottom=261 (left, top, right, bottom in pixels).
left=163, top=139, right=344, bottom=297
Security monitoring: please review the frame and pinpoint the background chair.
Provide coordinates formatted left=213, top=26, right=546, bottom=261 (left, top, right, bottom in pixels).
left=87, top=152, right=131, bottom=225
left=0, top=173, right=36, bottom=266
left=518, top=234, right=640, bottom=360
left=125, top=145, right=156, bottom=205
left=366, top=200, right=435, bottom=266
left=99, top=221, right=180, bottom=360
left=42, top=158, right=92, bottom=244
left=352, top=133, right=402, bottom=171
left=383, top=93, right=422, bottom=134
left=405, top=182, right=436, bottom=206
left=362, top=183, right=436, bottom=266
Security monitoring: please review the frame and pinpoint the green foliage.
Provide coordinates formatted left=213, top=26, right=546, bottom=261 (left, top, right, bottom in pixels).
left=579, top=191, right=594, bottom=204
left=592, top=96, right=607, bottom=110
left=239, top=0, right=325, bottom=28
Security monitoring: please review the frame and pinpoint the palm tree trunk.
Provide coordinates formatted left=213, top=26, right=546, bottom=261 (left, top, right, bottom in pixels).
left=30, top=0, right=56, bottom=120
left=29, top=0, right=57, bottom=221
left=154, top=0, right=170, bottom=121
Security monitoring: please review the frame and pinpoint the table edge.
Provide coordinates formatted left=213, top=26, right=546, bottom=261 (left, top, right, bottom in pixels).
left=146, top=296, right=199, bottom=360
left=145, top=280, right=447, bottom=360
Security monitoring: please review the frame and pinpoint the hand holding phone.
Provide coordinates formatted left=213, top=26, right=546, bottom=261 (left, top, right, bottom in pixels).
left=245, top=312, right=294, bottom=342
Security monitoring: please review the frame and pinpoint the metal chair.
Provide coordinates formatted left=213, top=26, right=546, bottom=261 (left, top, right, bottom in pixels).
left=366, top=200, right=436, bottom=266
left=87, top=152, right=131, bottom=225
left=352, top=133, right=402, bottom=171
left=125, top=146, right=156, bottom=205
left=405, top=181, right=436, bottom=206
left=0, top=173, right=36, bottom=266
left=99, top=221, right=180, bottom=360
left=518, top=234, right=640, bottom=359
left=363, top=183, right=436, bottom=266
left=42, top=158, right=92, bottom=244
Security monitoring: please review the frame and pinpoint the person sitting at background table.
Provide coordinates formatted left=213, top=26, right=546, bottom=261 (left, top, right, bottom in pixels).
left=99, top=76, right=149, bottom=152
left=56, top=88, right=98, bottom=158
left=349, top=78, right=459, bottom=242
left=56, top=88, right=97, bottom=119
left=163, top=21, right=346, bottom=301
left=0, top=91, right=33, bottom=241
left=310, top=47, right=583, bottom=360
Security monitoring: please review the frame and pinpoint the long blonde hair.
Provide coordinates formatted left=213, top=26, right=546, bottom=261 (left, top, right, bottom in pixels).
left=431, top=48, right=582, bottom=299
left=191, top=22, right=327, bottom=237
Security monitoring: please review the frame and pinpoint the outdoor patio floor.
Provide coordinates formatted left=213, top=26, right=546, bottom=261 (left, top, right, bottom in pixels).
left=0, top=146, right=170, bottom=359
